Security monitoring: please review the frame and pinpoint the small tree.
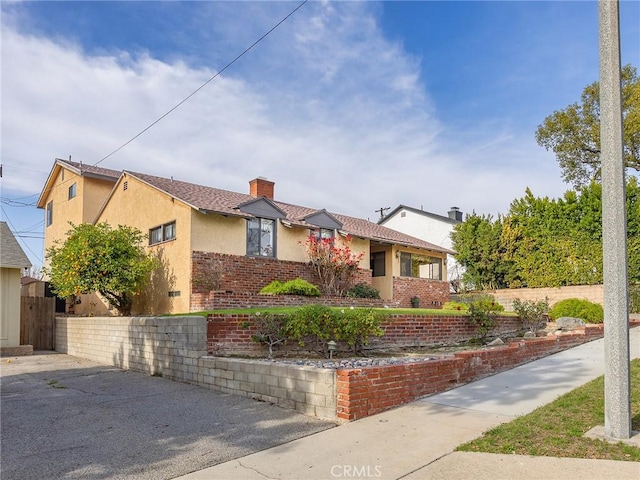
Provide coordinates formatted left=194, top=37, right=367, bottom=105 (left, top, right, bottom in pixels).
left=302, top=235, right=364, bottom=296
left=467, top=294, right=504, bottom=342
left=46, top=223, right=158, bottom=315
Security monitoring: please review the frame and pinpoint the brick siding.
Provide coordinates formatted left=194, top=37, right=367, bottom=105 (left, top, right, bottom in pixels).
left=392, top=276, right=450, bottom=308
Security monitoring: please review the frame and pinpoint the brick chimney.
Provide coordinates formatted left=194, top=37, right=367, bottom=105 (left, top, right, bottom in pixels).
left=249, top=177, right=275, bottom=200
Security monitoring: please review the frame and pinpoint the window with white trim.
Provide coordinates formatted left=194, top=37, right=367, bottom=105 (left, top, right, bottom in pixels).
left=149, top=221, right=176, bottom=245
left=311, top=227, right=334, bottom=240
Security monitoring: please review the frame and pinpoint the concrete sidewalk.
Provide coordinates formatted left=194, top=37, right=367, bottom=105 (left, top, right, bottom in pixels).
left=177, top=327, right=640, bottom=480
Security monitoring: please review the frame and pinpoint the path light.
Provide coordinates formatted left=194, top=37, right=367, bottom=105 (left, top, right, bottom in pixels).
left=327, top=340, right=337, bottom=359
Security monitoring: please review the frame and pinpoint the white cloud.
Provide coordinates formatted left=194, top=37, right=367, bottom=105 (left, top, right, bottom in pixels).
left=1, top=1, right=574, bottom=268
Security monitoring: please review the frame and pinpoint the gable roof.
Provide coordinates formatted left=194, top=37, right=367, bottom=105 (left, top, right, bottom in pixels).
left=0, top=222, right=32, bottom=269
left=121, top=172, right=452, bottom=254
left=380, top=204, right=461, bottom=225
left=37, top=158, right=121, bottom=208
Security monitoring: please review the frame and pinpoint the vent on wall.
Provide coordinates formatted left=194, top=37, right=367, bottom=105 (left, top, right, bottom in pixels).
left=123, top=181, right=128, bottom=191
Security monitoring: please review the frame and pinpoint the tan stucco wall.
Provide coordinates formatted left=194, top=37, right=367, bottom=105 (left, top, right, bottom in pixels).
left=1, top=268, right=21, bottom=347
left=96, top=174, right=194, bottom=314
left=41, top=167, right=116, bottom=266
left=42, top=169, right=84, bottom=263
left=191, top=212, right=246, bottom=255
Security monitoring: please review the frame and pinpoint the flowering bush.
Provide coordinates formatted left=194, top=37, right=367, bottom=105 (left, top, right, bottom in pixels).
left=302, top=235, right=364, bottom=296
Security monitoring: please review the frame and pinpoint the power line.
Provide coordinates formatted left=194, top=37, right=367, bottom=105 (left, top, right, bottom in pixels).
left=0, top=205, right=43, bottom=264
left=94, top=0, right=308, bottom=167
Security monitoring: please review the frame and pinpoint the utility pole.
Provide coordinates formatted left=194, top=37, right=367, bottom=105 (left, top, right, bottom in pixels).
left=599, top=0, right=631, bottom=440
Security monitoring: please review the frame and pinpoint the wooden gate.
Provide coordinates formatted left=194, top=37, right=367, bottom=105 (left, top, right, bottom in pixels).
left=20, top=297, right=55, bottom=350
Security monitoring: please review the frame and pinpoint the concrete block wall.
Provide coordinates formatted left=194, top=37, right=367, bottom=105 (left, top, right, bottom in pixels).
left=198, top=357, right=337, bottom=420
left=485, top=285, right=604, bottom=310
left=55, top=316, right=207, bottom=383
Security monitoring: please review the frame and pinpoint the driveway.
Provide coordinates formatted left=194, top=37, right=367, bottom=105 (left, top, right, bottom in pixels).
left=0, top=352, right=335, bottom=480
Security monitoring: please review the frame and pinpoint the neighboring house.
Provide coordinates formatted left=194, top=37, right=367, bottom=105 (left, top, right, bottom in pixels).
left=21, top=276, right=66, bottom=313
left=0, top=222, right=32, bottom=355
left=379, top=205, right=464, bottom=291
left=38, top=158, right=453, bottom=315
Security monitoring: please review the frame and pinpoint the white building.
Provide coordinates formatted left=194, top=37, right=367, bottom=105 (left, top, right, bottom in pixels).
left=379, top=206, right=463, bottom=290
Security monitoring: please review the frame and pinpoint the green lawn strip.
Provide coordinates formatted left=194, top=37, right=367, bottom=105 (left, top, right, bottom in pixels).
left=457, top=359, right=640, bottom=462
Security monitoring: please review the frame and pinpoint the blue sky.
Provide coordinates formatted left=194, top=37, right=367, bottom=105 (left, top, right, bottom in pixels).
left=1, top=1, right=639, bottom=269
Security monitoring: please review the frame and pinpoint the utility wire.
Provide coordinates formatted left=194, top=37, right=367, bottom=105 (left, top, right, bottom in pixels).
left=94, top=0, right=308, bottom=167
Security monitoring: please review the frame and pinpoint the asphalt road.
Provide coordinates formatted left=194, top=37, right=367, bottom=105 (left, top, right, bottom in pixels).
left=0, top=352, right=335, bottom=480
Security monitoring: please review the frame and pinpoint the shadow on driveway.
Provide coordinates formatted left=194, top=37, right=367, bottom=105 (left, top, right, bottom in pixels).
left=1, top=352, right=335, bottom=480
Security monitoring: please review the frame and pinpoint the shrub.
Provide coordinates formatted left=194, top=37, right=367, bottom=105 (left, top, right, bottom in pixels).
left=284, top=305, right=387, bottom=357
left=443, top=301, right=469, bottom=312
left=467, top=294, right=504, bottom=342
left=259, top=278, right=321, bottom=297
left=548, top=298, right=604, bottom=324
left=346, top=283, right=380, bottom=299
left=336, top=308, right=386, bottom=354
left=512, top=298, right=549, bottom=333
left=302, top=235, right=364, bottom=296
left=630, top=284, right=640, bottom=314
left=251, top=313, right=288, bottom=357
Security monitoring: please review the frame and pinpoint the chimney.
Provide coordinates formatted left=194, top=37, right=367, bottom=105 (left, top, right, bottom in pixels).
left=448, top=206, right=463, bottom=222
left=249, top=177, right=275, bottom=200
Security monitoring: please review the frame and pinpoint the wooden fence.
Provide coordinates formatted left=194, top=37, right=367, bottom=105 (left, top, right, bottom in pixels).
left=20, top=297, right=55, bottom=350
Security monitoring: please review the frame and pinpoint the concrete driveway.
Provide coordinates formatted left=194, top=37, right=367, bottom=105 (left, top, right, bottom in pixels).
left=0, top=352, right=335, bottom=480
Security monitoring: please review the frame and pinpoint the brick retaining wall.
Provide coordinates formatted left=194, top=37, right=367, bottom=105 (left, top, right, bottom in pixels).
left=336, top=325, right=608, bottom=421
left=207, top=313, right=523, bottom=356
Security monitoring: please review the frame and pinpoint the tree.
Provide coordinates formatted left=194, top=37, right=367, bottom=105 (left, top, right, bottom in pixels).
left=452, top=180, right=640, bottom=291
left=46, top=223, right=159, bottom=315
left=535, top=64, right=640, bottom=188
left=450, top=213, right=510, bottom=290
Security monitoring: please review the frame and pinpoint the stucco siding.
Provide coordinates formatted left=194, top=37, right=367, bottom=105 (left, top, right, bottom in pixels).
left=0, top=268, right=21, bottom=347
left=96, top=174, right=194, bottom=314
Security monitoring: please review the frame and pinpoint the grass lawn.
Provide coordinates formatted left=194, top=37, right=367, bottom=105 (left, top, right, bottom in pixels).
left=457, top=359, right=640, bottom=462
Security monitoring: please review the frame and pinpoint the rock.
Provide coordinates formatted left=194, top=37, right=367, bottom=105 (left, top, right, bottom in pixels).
left=488, top=338, right=504, bottom=346
left=556, top=317, right=585, bottom=330
left=523, top=331, right=536, bottom=338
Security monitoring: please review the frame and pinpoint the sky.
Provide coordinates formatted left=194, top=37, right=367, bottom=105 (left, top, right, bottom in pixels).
left=1, top=0, right=639, bottom=269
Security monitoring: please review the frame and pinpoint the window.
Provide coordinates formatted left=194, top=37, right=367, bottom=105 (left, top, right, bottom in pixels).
left=46, top=201, right=53, bottom=227
left=247, top=218, right=275, bottom=257
left=312, top=228, right=334, bottom=240
left=370, top=252, right=386, bottom=277
left=168, top=291, right=181, bottom=297
left=399, top=252, right=442, bottom=280
left=149, top=221, right=176, bottom=245
left=68, top=182, right=77, bottom=199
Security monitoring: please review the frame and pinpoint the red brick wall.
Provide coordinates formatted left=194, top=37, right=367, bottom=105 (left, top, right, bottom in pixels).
left=393, top=276, right=450, bottom=308
left=336, top=325, right=608, bottom=421
left=191, top=252, right=372, bottom=310
left=207, top=313, right=523, bottom=356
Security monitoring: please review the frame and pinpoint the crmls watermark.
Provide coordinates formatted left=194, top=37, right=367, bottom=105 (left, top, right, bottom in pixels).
left=330, top=465, right=382, bottom=478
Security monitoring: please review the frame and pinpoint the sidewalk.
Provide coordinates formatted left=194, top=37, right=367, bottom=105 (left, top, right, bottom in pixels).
left=177, top=327, right=640, bottom=480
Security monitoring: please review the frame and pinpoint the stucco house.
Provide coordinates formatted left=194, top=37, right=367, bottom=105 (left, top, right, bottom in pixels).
left=38, top=158, right=453, bottom=315
left=379, top=205, right=463, bottom=291
left=1, top=222, right=32, bottom=355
